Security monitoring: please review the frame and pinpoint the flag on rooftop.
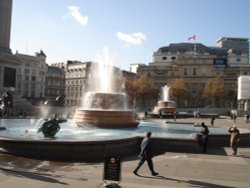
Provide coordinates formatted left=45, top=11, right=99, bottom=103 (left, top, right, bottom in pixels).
left=188, top=35, right=196, bottom=41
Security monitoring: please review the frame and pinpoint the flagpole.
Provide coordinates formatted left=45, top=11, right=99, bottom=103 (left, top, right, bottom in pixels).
left=193, top=35, right=196, bottom=58
left=194, top=41, right=196, bottom=56
left=188, top=35, right=196, bottom=57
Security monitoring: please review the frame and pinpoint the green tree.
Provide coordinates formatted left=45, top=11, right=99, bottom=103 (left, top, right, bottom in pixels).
left=203, top=78, right=227, bottom=107
left=170, top=78, right=190, bottom=106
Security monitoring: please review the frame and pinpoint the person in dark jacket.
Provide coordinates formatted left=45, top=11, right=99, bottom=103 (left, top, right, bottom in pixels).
left=200, top=122, right=209, bottom=153
left=133, top=132, right=158, bottom=176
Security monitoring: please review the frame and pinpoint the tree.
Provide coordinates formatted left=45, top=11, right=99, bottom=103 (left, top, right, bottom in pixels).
left=170, top=78, right=190, bottom=106
left=124, top=75, right=158, bottom=109
left=203, top=78, right=227, bottom=107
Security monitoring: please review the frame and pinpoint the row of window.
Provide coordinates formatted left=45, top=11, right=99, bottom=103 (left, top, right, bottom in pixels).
left=66, top=80, right=86, bottom=85
left=17, top=74, right=43, bottom=82
left=162, top=56, right=176, bottom=60
left=46, top=89, right=62, bottom=95
left=65, top=92, right=83, bottom=98
left=47, top=80, right=64, bottom=86
left=24, top=62, right=45, bottom=69
left=66, top=86, right=84, bottom=92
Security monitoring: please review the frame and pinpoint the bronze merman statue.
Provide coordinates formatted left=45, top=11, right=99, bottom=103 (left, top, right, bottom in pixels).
left=38, top=114, right=66, bottom=138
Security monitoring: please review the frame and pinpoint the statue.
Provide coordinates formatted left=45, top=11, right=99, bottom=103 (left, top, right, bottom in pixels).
left=2, top=91, right=13, bottom=116
left=3, top=91, right=13, bottom=107
left=38, top=114, right=66, bottom=138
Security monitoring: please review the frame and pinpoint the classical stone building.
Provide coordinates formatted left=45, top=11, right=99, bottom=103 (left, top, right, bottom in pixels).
left=137, top=38, right=250, bottom=108
left=51, top=61, right=92, bottom=106
left=15, top=50, right=47, bottom=105
left=45, top=65, right=65, bottom=102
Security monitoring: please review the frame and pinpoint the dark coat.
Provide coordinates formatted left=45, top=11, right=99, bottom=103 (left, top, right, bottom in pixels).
left=140, top=137, right=152, bottom=158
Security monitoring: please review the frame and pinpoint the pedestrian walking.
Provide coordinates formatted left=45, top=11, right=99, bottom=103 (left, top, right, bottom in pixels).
left=210, top=117, right=215, bottom=126
left=228, top=126, right=240, bottom=155
left=200, top=122, right=209, bottom=153
left=133, top=132, right=158, bottom=176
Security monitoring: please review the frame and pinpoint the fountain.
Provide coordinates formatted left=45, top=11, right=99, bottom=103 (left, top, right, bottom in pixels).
left=73, top=47, right=138, bottom=128
left=151, top=85, right=176, bottom=116
left=74, top=92, right=138, bottom=128
left=0, top=49, right=243, bottom=162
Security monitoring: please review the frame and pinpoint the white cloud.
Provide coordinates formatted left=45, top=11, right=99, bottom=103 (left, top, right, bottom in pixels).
left=67, top=6, right=88, bottom=26
left=116, top=32, right=147, bottom=45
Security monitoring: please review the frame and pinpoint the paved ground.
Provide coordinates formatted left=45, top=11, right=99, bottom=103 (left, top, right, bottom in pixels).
left=0, top=116, right=250, bottom=188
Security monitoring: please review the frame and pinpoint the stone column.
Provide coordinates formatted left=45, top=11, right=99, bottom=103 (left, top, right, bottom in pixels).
left=0, top=0, right=12, bottom=54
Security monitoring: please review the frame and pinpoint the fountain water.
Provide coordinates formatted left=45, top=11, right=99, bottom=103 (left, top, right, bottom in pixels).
left=73, top=47, right=138, bottom=128
left=152, top=85, right=176, bottom=115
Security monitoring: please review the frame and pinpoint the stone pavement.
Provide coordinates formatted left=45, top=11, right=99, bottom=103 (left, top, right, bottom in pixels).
left=0, top=117, right=250, bottom=188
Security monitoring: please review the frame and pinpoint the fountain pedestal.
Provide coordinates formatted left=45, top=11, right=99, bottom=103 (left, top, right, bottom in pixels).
left=152, top=101, right=176, bottom=115
left=74, top=109, right=138, bottom=128
left=73, top=92, right=139, bottom=128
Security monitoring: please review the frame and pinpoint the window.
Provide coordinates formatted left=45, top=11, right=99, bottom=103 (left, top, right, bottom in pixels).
left=162, top=57, right=167, bottom=60
left=25, top=75, right=29, bottom=81
left=171, top=56, right=176, bottom=60
left=31, top=76, right=36, bottom=81
left=193, top=68, right=196, bottom=76
left=24, top=83, right=29, bottom=89
left=17, top=75, right=22, bottom=80
left=31, top=90, right=35, bottom=97
left=24, top=68, right=30, bottom=74
left=31, top=83, right=36, bottom=89
left=201, top=68, right=207, bottom=75
left=184, top=68, right=188, bottom=76
left=192, top=85, right=196, bottom=94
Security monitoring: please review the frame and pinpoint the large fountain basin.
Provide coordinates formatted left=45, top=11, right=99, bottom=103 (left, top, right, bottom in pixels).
left=1, top=119, right=250, bottom=161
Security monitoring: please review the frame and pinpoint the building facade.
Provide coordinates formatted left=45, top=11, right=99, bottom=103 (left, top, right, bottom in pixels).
left=137, top=38, right=250, bottom=108
left=45, top=65, right=65, bottom=102
left=51, top=61, right=92, bottom=106
left=15, top=50, right=47, bottom=105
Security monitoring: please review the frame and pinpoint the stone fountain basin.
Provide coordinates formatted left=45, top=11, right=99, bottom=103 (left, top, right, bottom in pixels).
left=1, top=119, right=250, bottom=161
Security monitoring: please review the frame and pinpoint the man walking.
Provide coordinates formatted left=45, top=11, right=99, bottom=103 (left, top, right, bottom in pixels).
left=133, top=132, right=158, bottom=176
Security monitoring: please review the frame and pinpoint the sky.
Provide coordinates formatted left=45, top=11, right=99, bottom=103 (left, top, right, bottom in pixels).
left=10, top=0, right=250, bottom=71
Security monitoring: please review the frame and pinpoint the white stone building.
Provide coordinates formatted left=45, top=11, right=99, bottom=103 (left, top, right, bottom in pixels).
left=15, top=50, right=47, bottom=104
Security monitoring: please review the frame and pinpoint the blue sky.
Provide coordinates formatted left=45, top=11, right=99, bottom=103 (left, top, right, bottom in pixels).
left=10, top=0, right=250, bottom=71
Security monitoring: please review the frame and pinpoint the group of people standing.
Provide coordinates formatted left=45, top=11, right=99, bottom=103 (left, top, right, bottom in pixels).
left=133, top=122, right=241, bottom=176
left=198, top=122, right=240, bottom=155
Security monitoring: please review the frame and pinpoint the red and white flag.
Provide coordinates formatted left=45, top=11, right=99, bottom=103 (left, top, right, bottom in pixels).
left=188, top=35, right=196, bottom=41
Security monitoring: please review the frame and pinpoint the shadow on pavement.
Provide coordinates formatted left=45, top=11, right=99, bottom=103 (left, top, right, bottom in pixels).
left=135, top=174, right=234, bottom=188
left=0, top=167, right=68, bottom=185
left=187, top=180, right=234, bottom=188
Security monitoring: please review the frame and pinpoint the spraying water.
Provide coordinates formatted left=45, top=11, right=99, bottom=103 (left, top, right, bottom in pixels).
left=162, top=85, right=171, bottom=101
